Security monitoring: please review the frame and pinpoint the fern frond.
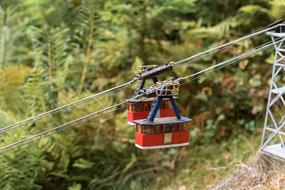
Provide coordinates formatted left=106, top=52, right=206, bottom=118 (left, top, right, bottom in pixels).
left=0, top=0, right=21, bottom=67
left=28, top=26, right=70, bottom=109
left=189, top=17, right=240, bottom=40
left=72, top=0, right=103, bottom=95
left=22, top=69, right=46, bottom=116
left=74, top=0, right=100, bottom=47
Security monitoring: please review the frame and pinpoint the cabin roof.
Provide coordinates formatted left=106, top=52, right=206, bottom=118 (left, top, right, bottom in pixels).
left=133, top=117, right=191, bottom=125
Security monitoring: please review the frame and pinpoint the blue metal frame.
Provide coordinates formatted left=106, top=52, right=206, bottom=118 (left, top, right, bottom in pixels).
left=148, top=96, right=162, bottom=122
left=169, top=96, right=181, bottom=120
left=147, top=95, right=181, bottom=122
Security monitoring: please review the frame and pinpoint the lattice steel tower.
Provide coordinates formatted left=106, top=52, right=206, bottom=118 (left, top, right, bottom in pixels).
left=261, top=24, right=285, bottom=159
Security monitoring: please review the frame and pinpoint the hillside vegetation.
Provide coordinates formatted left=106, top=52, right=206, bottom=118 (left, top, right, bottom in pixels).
left=0, top=0, right=285, bottom=189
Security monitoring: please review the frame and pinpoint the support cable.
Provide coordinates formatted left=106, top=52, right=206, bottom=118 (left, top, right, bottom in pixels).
left=0, top=78, right=138, bottom=135
left=173, top=23, right=283, bottom=66
left=179, top=40, right=281, bottom=83
left=0, top=101, right=128, bottom=153
left=0, top=94, right=148, bottom=153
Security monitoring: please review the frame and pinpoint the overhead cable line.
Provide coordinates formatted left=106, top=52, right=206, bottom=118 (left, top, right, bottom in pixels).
left=0, top=100, right=130, bottom=153
left=0, top=94, right=150, bottom=153
left=0, top=79, right=138, bottom=135
left=179, top=39, right=281, bottom=82
left=173, top=23, right=283, bottom=66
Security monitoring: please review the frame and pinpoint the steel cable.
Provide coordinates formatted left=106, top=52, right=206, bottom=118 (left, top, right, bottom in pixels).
left=173, top=23, right=283, bottom=66
left=0, top=101, right=128, bottom=153
left=179, top=39, right=282, bottom=83
left=0, top=78, right=138, bottom=135
left=0, top=94, right=152, bottom=153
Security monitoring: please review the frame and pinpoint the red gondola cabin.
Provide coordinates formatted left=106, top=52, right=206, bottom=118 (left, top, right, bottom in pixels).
left=133, top=80, right=192, bottom=149
left=134, top=117, right=191, bottom=149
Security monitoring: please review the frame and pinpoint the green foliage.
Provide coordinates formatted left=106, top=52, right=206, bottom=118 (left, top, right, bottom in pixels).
left=22, top=70, right=47, bottom=116
left=28, top=26, right=70, bottom=109
left=271, top=0, right=285, bottom=19
left=74, top=0, right=102, bottom=95
left=0, top=148, right=43, bottom=190
left=0, top=66, right=31, bottom=114
left=0, top=0, right=284, bottom=189
left=0, top=0, right=18, bottom=67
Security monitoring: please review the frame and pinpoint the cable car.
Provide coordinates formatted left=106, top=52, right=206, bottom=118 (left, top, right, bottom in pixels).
left=133, top=80, right=192, bottom=149
left=128, top=65, right=176, bottom=125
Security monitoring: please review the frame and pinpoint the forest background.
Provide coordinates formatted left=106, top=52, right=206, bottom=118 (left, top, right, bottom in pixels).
left=0, top=0, right=285, bottom=189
